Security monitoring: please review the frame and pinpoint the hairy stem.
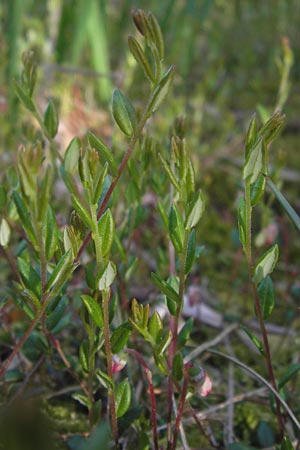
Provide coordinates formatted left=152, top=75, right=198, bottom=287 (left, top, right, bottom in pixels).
left=171, top=367, right=189, bottom=450
left=102, top=288, right=118, bottom=445
left=167, top=230, right=189, bottom=448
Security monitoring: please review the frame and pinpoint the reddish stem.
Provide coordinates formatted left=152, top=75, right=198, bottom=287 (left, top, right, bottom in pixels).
left=171, top=367, right=189, bottom=450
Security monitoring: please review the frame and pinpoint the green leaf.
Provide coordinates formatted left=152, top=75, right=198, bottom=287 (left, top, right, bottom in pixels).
left=110, top=323, right=132, bottom=354
left=17, top=257, right=41, bottom=296
left=15, top=296, right=35, bottom=320
left=250, top=175, right=265, bottom=206
left=257, top=276, right=275, bottom=320
left=243, top=138, right=263, bottom=184
left=63, top=225, right=79, bottom=259
left=51, top=311, right=71, bottom=334
left=43, top=205, right=59, bottom=259
left=98, top=261, right=116, bottom=291
left=169, top=205, right=184, bottom=253
left=81, top=294, right=103, bottom=328
left=278, top=364, right=300, bottom=389
left=266, top=177, right=300, bottom=233
left=178, top=317, right=193, bottom=349
left=158, top=153, right=181, bottom=193
left=172, top=352, right=183, bottom=381
left=87, top=131, right=118, bottom=176
left=22, top=288, right=41, bottom=313
left=37, top=165, right=52, bottom=221
left=0, top=185, right=7, bottom=207
left=46, top=296, right=68, bottom=331
left=151, top=272, right=180, bottom=304
left=258, top=111, right=285, bottom=146
left=237, top=197, right=246, bottom=251
left=46, top=249, right=74, bottom=292
left=185, top=229, right=196, bottom=274
left=257, top=421, right=275, bottom=447
left=166, top=297, right=176, bottom=316
left=115, top=379, right=131, bottom=418
left=240, top=325, right=265, bottom=357
left=245, top=113, right=258, bottom=158
left=79, top=340, right=89, bottom=372
left=64, top=137, right=81, bottom=174
left=153, top=352, right=168, bottom=375
left=156, top=330, right=172, bottom=355
left=44, top=99, right=58, bottom=138
left=157, top=199, right=169, bottom=228
left=253, top=244, right=279, bottom=285
left=13, top=191, right=37, bottom=245
left=148, top=12, right=164, bottom=60
left=71, top=194, right=93, bottom=229
left=148, top=65, right=174, bottom=112
left=14, top=80, right=36, bottom=112
left=98, top=209, right=114, bottom=257
left=128, top=35, right=155, bottom=82
left=72, top=393, right=92, bottom=409
left=281, top=436, right=295, bottom=450
left=112, top=89, right=137, bottom=137
left=148, top=311, right=163, bottom=344
left=185, top=190, right=205, bottom=230
left=93, top=163, right=109, bottom=204
left=96, top=370, right=114, bottom=390
left=0, top=218, right=10, bottom=247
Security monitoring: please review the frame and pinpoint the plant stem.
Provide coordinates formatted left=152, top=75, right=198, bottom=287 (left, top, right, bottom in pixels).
left=167, top=230, right=189, bottom=448
left=77, top=92, right=155, bottom=259
left=127, top=349, right=159, bottom=450
left=244, top=179, right=284, bottom=436
left=102, top=288, right=119, bottom=445
left=0, top=307, right=44, bottom=378
left=171, top=367, right=189, bottom=450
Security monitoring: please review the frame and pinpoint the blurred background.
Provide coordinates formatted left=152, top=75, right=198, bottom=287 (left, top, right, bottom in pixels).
left=1, top=0, right=300, bottom=323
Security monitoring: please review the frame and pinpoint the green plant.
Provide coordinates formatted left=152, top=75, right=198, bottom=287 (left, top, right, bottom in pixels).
left=1, top=6, right=300, bottom=450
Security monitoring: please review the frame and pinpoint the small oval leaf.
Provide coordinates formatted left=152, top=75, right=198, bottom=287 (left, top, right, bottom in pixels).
left=253, top=244, right=279, bottom=285
left=185, top=190, right=205, bottom=230
left=44, top=99, right=58, bottom=138
left=81, top=294, right=103, bottom=328
left=148, top=311, right=163, bottom=344
left=112, top=89, right=137, bottom=137
left=115, top=379, right=131, bottom=418
left=98, top=261, right=116, bottom=291
left=257, top=276, right=275, bottom=320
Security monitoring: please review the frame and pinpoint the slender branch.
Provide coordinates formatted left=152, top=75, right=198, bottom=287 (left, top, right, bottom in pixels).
left=171, top=366, right=189, bottom=450
left=77, top=98, right=153, bottom=259
left=102, top=288, right=119, bottom=445
left=0, top=307, right=45, bottom=378
left=127, top=348, right=159, bottom=450
left=244, top=178, right=284, bottom=436
left=167, top=230, right=189, bottom=447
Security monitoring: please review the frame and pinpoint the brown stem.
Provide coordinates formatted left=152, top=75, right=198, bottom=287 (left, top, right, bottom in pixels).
left=77, top=106, right=152, bottom=260
left=171, top=367, right=189, bottom=450
left=127, top=349, right=159, bottom=450
left=0, top=308, right=44, bottom=378
left=251, top=282, right=285, bottom=436
left=102, top=288, right=119, bottom=445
